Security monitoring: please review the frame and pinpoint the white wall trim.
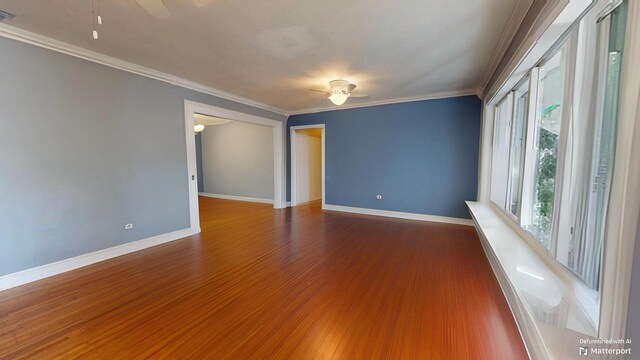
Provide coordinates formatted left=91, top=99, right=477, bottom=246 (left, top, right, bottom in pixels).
left=479, top=0, right=533, bottom=91
left=184, top=100, right=286, bottom=223
left=322, top=204, right=474, bottom=226
left=295, top=199, right=322, bottom=206
left=287, top=89, right=482, bottom=116
left=477, top=101, right=492, bottom=202
left=484, top=0, right=577, bottom=103
left=290, top=125, right=325, bottom=208
left=0, top=23, right=288, bottom=116
left=199, top=192, right=273, bottom=204
left=0, top=23, right=483, bottom=117
left=0, top=228, right=198, bottom=292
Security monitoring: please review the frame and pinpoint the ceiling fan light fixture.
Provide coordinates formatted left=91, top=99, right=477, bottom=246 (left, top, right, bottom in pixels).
left=328, top=92, right=350, bottom=106
left=309, top=80, right=362, bottom=106
left=329, top=79, right=349, bottom=91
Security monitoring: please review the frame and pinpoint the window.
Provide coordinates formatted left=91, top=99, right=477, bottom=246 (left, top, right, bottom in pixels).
left=486, top=0, right=628, bottom=335
left=563, top=1, right=628, bottom=290
left=506, top=80, right=529, bottom=217
left=523, top=48, right=568, bottom=249
left=489, top=96, right=511, bottom=207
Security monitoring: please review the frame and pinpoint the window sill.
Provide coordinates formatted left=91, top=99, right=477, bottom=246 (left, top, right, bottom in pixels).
left=489, top=201, right=602, bottom=327
left=467, top=201, right=599, bottom=360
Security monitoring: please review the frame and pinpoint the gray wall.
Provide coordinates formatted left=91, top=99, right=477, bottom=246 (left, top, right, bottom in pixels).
left=196, top=134, right=204, bottom=192
left=0, top=37, right=285, bottom=276
left=199, top=121, right=274, bottom=200
left=627, top=211, right=640, bottom=353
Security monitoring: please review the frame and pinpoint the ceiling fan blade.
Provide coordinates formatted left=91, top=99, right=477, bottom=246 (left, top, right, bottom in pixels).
left=347, top=83, right=357, bottom=92
left=308, top=89, right=330, bottom=94
left=136, top=0, right=171, bottom=20
left=350, top=94, right=370, bottom=98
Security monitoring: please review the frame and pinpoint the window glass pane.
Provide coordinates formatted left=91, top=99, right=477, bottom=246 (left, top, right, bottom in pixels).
left=507, top=81, right=529, bottom=216
left=525, top=49, right=567, bottom=249
left=570, top=2, right=627, bottom=290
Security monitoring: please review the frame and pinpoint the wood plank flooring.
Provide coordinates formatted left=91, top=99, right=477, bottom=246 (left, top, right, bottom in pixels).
left=0, top=197, right=528, bottom=359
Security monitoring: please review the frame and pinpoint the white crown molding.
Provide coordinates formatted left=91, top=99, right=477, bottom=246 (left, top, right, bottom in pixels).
left=198, top=192, right=273, bottom=204
left=288, top=88, right=482, bottom=116
left=0, top=23, right=289, bottom=117
left=484, top=0, right=566, bottom=102
left=479, top=0, right=533, bottom=92
left=322, top=204, right=474, bottom=226
left=0, top=23, right=485, bottom=117
left=0, top=227, right=199, bottom=291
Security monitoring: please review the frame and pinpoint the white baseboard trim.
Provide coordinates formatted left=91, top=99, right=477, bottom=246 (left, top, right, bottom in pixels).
left=285, top=201, right=292, bottom=207
left=198, top=192, right=273, bottom=204
left=0, top=227, right=199, bottom=292
left=321, top=204, right=474, bottom=226
left=295, top=198, right=323, bottom=206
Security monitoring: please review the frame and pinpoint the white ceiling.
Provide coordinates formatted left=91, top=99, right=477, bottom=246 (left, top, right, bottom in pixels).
left=0, top=0, right=530, bottom=114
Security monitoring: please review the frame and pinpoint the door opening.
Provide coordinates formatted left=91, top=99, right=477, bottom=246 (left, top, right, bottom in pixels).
left=290, top=125, right=325, bottom=207
left=184, top=100, right=285, bottom=233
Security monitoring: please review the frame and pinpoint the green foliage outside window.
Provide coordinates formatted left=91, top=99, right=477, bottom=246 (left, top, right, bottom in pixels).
left=534, top=104, right=560, bottom=243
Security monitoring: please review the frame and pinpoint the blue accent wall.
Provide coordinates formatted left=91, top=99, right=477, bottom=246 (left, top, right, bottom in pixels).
left=287, top=95, right=481, bottom=219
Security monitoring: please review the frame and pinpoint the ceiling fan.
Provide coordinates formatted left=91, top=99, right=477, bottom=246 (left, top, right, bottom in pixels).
left=136, top=0, right=171, bottom=20
left=309, top=80, right=369, bottom=106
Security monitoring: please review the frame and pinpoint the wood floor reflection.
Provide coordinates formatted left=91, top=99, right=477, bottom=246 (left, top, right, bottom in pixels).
left=0, top=197, right=528, bottom=359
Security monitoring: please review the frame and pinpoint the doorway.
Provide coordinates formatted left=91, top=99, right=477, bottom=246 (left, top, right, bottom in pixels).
left=290, top=125, right=325, bottom=207
left=184, top=100, right=285, bottom=233
left=195, top=115, right=275, bottom=204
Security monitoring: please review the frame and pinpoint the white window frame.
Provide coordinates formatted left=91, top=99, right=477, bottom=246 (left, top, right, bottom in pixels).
left=483, top=0, right=636, bottom=339
left=505, top=77, right=531, bottom=221
left=489, top=94, right=513, bottom=209
left=520, top=67, right=540, bottom=228
left=596, top=0, right=638, bottom=340
left=519, top=38, right=576, bottom=255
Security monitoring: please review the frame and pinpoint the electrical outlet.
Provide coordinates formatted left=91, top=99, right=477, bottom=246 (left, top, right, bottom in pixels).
left=125, top=223, right=133, bottom=230
left=376, top=195, right=383, bottom=200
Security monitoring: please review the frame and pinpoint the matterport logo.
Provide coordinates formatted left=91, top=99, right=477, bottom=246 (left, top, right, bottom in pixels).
left=579, top=338, right=632, bottom=356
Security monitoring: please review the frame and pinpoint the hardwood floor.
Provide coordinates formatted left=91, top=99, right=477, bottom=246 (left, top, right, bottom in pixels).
left=0, top=197, right=528, bottom=359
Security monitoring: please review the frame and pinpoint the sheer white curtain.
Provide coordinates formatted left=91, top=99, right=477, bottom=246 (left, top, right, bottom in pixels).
left=490, top=97, right=512, bottom=207
left=559, top=14, right=604, bottom=289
